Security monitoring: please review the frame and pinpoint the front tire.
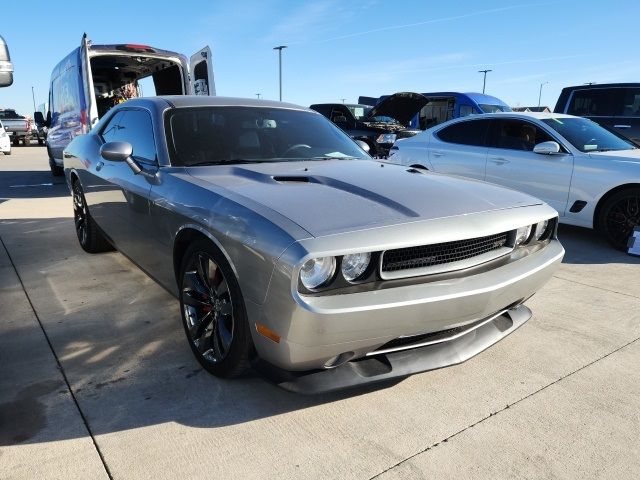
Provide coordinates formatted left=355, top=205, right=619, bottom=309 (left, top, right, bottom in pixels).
left=179, top=239, right=252, bottom=378
left=72, top=181, right=113, bottom=253
left=597, top=187, right=640, bottom=250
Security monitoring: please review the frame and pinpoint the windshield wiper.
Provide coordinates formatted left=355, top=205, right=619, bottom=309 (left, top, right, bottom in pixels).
left=189, top=159, right=275, bottom=167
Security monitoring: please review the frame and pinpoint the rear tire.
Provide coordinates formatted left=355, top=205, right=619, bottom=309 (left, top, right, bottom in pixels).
left=72, top=180, right=113, bottom=253
left=3, top=150, right=10, bottom=156
left=12, top=138, right=19, bottom=147
left=50, top=163, right=64, bottom=176
left=38, top=138, right=44, bottom=146
left=178, top=238, right=253, bottom=378
left=597, top=187, right=640, bottom=250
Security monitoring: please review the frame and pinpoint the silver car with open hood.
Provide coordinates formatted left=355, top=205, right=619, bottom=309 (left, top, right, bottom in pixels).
left=63, top=96, right=564, bottom=393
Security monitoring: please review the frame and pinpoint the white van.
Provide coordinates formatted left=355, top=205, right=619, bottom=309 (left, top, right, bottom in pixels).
left=37, top=34, right=215, bottom=175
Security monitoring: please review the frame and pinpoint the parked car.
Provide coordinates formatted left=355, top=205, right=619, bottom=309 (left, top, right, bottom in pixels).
left=0, top=119, right=11, bottom=154
left=554, top=83, right=640, bottom=145
left=0, top=109, right=31, bottom=146
left=310, top=92, right=425, bottom=157
left=360, top=92, right=511, bottom=129
left=63, top=96, right=563, bottom=392
left=36, top=34, right=215, bottom=176
left=0, top=35, right=13, bottom=87
left=387, top=112, right=640, bottom=250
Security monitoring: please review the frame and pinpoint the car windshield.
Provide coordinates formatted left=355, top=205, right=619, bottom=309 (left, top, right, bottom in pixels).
left=541, top=117, right=636, bottom=152
left=479, top=104, right=511, bottom=113
left=167, top=106, right=370, bottom=167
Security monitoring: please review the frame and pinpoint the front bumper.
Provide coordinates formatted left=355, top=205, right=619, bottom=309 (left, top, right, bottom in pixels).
left=254, top=304, right=531, bottom=394
left=250, top=239, right=563, bottom=374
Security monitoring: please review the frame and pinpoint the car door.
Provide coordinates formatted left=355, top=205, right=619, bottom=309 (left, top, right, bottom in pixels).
left=615, top=87, right=640, bottom=145
left=485, top=118, right=574, bottom=215
left=190, top=46, right=215, bottom=96
left=92, top=108, right=158, bottom=260
left=428, top=118, right=491, bottom=180
left=565, top=87, right=621, bottom=135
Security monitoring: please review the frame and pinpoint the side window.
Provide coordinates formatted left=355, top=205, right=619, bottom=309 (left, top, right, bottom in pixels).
left=459, top=105, right=475, bottom=117
left=436, top=119, right=489, bottom=146
left=490, top=119, right=554, bottom=151
left=620, top=88, right=640, bottom=117
left=116, top=110, right=157, bottom=164
left=567, top=89, right=617, bottom=117
left=100, top=111, right=125, bottom=143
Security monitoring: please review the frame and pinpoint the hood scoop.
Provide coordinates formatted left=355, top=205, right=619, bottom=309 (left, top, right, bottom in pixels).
left=273, top=175, right=312, bottom=183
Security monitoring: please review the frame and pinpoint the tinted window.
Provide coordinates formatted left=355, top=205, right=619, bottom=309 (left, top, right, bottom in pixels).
left=166, top=107, right=369, bottom=167
left=490, top=119, right=554, bottom=151
left=100, top=111, right=125, bottom=143
left=116, top=110, right=157, bottom=163
left=567, top=89, right=617, bottom=117
left=542, top=117, right=635, bottom=152
left=436, top=119, right=489, bottom=146
left=620, top=88, right=640, bottom=117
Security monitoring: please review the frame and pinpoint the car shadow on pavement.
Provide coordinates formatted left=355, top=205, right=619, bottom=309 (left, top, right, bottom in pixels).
left=557, top=224, right=640, bottom=265
left=0, top=217, right=403, bottom=447
left=0, top=170, right=68, bottom=199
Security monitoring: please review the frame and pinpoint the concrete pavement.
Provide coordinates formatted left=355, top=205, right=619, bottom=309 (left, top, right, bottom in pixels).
left=1, top=146, right=639, bottom=479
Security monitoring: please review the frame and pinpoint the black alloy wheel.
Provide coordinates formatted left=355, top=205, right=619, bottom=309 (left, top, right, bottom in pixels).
left=599, top=187, right=640, bottom=250
left=73, top=182, right=88, bottom=247
left=72, top=181, right=113, bottom=253
left=179, top=239, right=252, bottom=378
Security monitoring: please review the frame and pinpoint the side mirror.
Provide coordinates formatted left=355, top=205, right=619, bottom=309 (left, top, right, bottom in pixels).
left=355, top=140, right=370, bottom=153
left=100, top=141, right=132, bottom=162
left=34, top=111, right=45, bottom=127
left=100, top=141, right=156, bottom=179
left=533, top=141, right=561, bottom=155
left=0, top=35, right=13, bottom=88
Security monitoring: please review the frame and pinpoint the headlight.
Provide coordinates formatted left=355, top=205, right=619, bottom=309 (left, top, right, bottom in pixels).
left=376, top=133, right=396, bottom=144
left=515, top=225, right=532, bottom=246
left=533, top=219, right=549, bottom=241
left=300, top=257, right=336, bottom=290
left=341, top=252, right=371, bottom=282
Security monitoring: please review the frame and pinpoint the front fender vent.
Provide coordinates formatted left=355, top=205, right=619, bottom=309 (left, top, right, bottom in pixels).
left=273, top=176, right=311, bottom=183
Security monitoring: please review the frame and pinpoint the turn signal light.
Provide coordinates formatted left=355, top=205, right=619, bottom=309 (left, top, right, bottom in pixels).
left=255, top=323, right=281, bottom=343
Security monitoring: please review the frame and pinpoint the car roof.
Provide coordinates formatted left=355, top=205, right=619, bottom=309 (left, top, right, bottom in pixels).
left=461, top=111, right=577, bottom=121
left=155, top=95, right=310, bottom=109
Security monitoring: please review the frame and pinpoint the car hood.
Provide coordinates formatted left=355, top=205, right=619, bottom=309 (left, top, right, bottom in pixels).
left=588, top=148, right=640, bottom=163
left=186, top=160, right=542, bottom=237
left=367, top=92, right=430, bottom=125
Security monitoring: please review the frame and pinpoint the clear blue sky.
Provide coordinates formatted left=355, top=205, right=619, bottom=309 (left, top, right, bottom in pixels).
left=1, top=0, right=637, bottom=116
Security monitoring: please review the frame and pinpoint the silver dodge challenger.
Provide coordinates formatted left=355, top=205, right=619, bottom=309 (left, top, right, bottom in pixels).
left=63, top=96, right=564, bottom=393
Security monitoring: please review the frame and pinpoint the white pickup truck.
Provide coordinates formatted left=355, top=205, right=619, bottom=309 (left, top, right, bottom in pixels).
left=0, top=109, right=31, bottom=146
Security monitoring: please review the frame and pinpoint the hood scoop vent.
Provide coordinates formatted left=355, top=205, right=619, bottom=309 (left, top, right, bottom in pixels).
left=273, top=176, right=311, bottom=183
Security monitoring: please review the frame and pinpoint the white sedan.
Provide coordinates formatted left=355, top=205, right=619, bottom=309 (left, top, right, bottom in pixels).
left=388, top=112, right=640, bottom=249
left=0, top=120, right=11, bottom=155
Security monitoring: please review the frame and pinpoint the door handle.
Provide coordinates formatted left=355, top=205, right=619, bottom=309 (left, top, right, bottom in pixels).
left=96, top=161, right=104, bottom=171
left=490, top=157, right=510, bottom=164
left=614, top=124, right=631, bottom=129
left=431, top=151, right=444, bottom=157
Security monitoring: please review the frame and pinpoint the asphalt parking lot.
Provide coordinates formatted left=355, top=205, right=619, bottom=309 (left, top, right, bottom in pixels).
left=1, top=146, right=639, bottom=480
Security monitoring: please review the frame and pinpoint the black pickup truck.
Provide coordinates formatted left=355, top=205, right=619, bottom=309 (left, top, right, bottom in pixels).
left=554, top=83, right=640, bottom=146
left=311, top=92, right=428, bottom=157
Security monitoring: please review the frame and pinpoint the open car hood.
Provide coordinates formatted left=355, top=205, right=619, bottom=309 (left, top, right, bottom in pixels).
left=367, top=92, right=430, bottom=125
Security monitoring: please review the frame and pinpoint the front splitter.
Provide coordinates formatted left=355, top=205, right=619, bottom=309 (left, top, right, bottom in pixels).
left=252, top=304, right=532, bottom=394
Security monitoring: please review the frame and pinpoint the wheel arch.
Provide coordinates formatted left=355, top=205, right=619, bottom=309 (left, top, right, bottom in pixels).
left=593, top=183, right=640, bottom=230
left=172, top=224, right=239, bottom=289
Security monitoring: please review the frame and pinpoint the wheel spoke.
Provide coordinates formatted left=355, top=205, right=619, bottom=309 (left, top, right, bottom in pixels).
left=182, top=271, right=211, bottom=308
left=196, top=253, right=214, bottom=292
left=192, top=311, right=214, bottom=339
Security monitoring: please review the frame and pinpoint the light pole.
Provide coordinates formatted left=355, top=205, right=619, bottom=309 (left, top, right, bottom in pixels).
left=273, top=45, right=287, bottom=101
left=256, top=93, right=261, bottom=99
left=31, top=86, right=36, bottom=113
left=340, top=98, right=346, bottom=104
left=478, top=69, right=492, bottom=94
left=538, top=81, right=549, bottom=108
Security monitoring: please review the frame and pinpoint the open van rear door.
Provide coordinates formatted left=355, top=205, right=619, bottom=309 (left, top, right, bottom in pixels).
left=189, top=46, right=215, bottom=96
left=80, top=34, right=98, bottom=129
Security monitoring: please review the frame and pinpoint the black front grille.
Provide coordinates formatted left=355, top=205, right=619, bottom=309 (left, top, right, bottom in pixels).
left=382, top=232, right=510, bottom=273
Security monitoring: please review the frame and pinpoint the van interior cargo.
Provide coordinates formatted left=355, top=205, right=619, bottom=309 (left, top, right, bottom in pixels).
left=91, top=55, right=184, bottom=117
